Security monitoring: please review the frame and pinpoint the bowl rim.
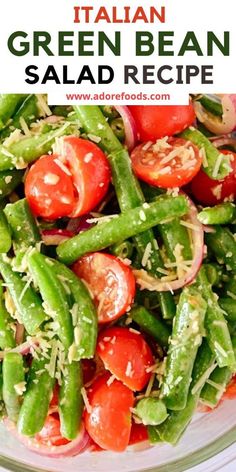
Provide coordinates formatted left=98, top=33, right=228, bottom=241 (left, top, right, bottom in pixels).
left=0, top=423, right=236, bottom=472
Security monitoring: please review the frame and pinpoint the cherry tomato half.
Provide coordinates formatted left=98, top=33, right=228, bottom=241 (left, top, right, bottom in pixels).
left=25, top=154, right=77, bottom=219
left=85, top=373, right=134, bottom=452
left=72, top=253, right=136, bottom=323
left=59, top=136, right=111, bottom=217
left=35, top=414, right=70, bottom=447
left=25, top=138, right=111, bottom=220
left=129, top=104, right=195, bottom=142
left=190, top=150, right=236, bottom=205
left=131, top=138, right=202, bottom=188
left=97, top=327, right=154, bottom=391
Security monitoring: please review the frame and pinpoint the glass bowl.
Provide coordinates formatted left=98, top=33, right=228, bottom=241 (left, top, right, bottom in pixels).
left=0, top=398, right=236, bottom=472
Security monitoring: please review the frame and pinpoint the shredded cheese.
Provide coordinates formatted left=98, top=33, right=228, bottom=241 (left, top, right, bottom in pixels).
left=81, top=387, right=92, bottom=413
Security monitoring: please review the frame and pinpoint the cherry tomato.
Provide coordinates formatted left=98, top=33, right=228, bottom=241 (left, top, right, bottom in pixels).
left=222, top=375, right=236, bottom=400
left=35, top=414, right=70, bottom=446
left=25, top=138, right=111, bottom=220
left=128, top=423, right=148, bottom=445
left=190, top=150, right=236, bottom=205
left=97, top=327, right=154, bottom=391
left=59, top=137, right=111, bottom=217
left=49, top=383, right=59, bottom=409
left=82, top=359, right=96, bottom=385
left=84, top=373, right=134, bottom=452
left=72, top=253, right=136, bottom=323
left=25, top=154, right=77, bottom=219
left=131, top=138, right=202, bottom=188
left=129, top=104, right=195, bottom=142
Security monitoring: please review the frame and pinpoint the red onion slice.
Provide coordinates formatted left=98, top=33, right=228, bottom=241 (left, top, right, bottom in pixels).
left=194, top=95, right=236, bottom=135
left=114, top=106, right=138, bottom=151
left=4, top=419, right=90, bottom=458
left=0, top=340, right=38, bottom=359
left=41, top=229, right=74, bottom=246
left=133, top=195, right=204, bottom=292
left=211, top=135, right=236, bottom=149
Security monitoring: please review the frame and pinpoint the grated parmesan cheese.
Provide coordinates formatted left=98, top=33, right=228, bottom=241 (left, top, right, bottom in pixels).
left=14, top=381, right=26, bottom=396
left=81, top=387, right=92, bottom=413
left=87, top=134, right=101, bottom=144
left=36, top=94, right=52, bottom=117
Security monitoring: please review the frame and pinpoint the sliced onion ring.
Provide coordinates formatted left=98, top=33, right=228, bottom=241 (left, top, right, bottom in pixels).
left=4, top=419, right=90, bottom=458
left=194, top=95, right=236, bottom=135
left=41, top=229, right=74, bottom=246
left=114, top=106, right=138, bottom=151
left=210, top=135, right=236, bottom=149
left=133, top=194, right=204, bottom=292
left=0, top=340, right=38, bottom=359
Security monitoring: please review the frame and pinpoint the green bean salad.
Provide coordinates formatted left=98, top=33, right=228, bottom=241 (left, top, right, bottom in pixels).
left=0, top=94, right=235, bottom=455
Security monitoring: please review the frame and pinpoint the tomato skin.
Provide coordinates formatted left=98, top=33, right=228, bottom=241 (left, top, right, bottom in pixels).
left=82, top=359, right=96, bottom=385
left=97, top=327, right=154, bottom=391
left=60, top=137, right=111, bottom=217
left=72, top=253, right=136, bottom=324
left=223, top=375, right=236, bottom=400
left=35, top=414, right=70, bottom=446
left=190, top=150, right=236, bottom=206
left=129, top=104, right=195, bottom=142
left=128, top=423, right=148, bottom=445
left=131, top=138, right=202, bottom=188
left=25, top=155, right=77, bottom=219
left=85, top=373, right=134, bottom=452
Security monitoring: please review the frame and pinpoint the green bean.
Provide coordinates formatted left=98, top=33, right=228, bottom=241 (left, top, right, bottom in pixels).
left=27, top=251, right=73, bottom=349
left=52, top=105, right=73, bottom=117
left=0, top=95, right=26, bottom=130
left=196, top=95, right=223, bottom=116
left=140, top=182, right=165, bottom=201
left=161, top=286, right=206, bottom=410
left=0, top=122, right=76, bottom=171
left=57, top=195, right=188, bottom=264
left=135, top=398, right=168, bottom=426
left=0, top=364, right=4, bottom=417
left=204, top=263, right=223, bottom=287
left=0, top=281, right=15, bottom=349
left=0, top=95, right=43, bottom=139
left=99, top=105, right=119, bottom=119
left=4, top=198, right=41, bottom=268
left=110, top=241, right=134, bottom=260
left=222, top=276, right=236, bottom=297
left=3, top=353, right=25, bottom=422
left=129, top=306, right=170, bottom=347
left=180, top=128, right=232, bottom=180
left=200, top=336, right=236, bottom=408
left=198, top=203, right=236, bottom=225
left=0, top=256, right=46, bottom=334
left=0, top=210, right=11, bottom=253
left=158, top=217, right=192, bottom=263
left=197, top=266, right=236, bottom=369
left=17, top=356, right=54, bottom=436
left=49, top=259, right=97, bottom=361
left=0, top=169, right=24, bottom=199
left=59, top=361, right=83, bottom=440
left=205, top=226, right=236, bottom=273
left=73, top=105, right=175, bottom=320
left=219, top=298, right=236, bottom=323
left=110, top=117, right=125, bottom=141
left=149, top=341, right=215, bottom=444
